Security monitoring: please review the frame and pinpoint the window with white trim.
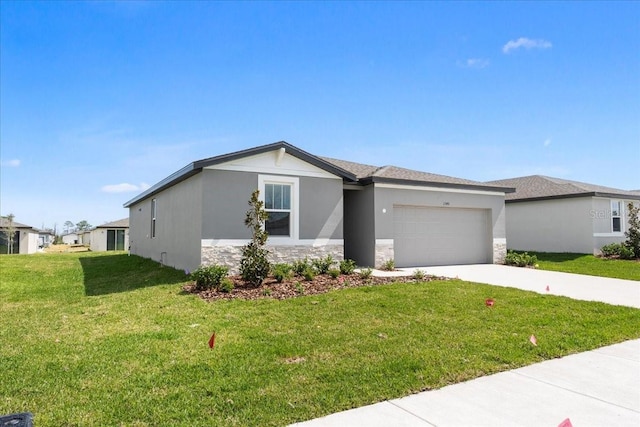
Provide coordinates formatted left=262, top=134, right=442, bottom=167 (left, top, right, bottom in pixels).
left=264, top=183, right=292, bottom=236
left=611, top=200, right=622, bottom=232
left=259, top=175, right=299, bottom=240
left=151, top=198, right=157, bottom=238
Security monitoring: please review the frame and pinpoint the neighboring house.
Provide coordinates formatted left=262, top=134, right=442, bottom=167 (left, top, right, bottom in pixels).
left=124, top=141, right=514, bottom=273
left=486, top=175, right=640, bottom=254
left=37, top=229, right=55, bottom=249
left=61, top=233, right=79, bottom=245
left=89, top=218, right=129, bottom=252
left=78, top=230, right=92, bottom=246
left=0, top=217, right=39, bottom=254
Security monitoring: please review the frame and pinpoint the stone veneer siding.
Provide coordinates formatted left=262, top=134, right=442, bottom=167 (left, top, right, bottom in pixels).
left=493, top=240, right=507, bottom=264
left=374, top=242, right=394, bottom=269
left=201, top=244, right=344, bottom=275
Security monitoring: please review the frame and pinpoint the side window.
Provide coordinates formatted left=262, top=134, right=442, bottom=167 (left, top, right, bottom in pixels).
left=151, top=198, right=157, bottom=238
left=264, top=183, right=292, bottom=236
left=611, top=200, right=622, bottom=232
left=258, top=175, right=299, bottom=240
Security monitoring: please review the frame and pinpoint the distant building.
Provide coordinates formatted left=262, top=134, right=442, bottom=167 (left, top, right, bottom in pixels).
left=0, top=217, right=39, bottom=254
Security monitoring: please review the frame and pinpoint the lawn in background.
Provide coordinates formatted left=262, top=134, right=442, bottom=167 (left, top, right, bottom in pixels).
left=531, top=252, right=640, bottom=281
left=2, top=252, right=639, bottom=426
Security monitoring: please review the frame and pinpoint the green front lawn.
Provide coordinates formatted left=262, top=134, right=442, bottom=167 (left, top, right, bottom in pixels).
left=1, top=252, right=639, bottom=426
left=531, top=252, right=640, bottom=281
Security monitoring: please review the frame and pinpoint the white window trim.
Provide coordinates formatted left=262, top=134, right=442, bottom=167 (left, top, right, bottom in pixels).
left=611, top=200, right=623, bottom=233
left=258, top=175, right=299, bottom=242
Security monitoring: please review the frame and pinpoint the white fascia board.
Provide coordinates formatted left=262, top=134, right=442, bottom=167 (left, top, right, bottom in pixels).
left=375, top=182, right=506, bottom=196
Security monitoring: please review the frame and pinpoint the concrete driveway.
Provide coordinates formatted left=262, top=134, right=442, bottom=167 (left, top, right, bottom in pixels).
left=397, top=264, right=640, bottom=309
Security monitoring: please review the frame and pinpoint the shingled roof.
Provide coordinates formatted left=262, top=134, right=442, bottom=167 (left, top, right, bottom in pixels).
left=321, top=157, right=514, bottom=192
left=124, top=141, right=514, bottom=207
left=486, top=175, right=640, bottom=202
left=96, top=218, right=129, bottom=228
left=0, top=217, right=33, bottom=229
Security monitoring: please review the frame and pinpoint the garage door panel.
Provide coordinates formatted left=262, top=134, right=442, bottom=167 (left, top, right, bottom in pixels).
left=393, top=206, right=491, bottom=267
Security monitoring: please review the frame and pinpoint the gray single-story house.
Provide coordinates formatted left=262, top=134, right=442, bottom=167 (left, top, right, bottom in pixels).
left=89, top=218, right=130, bottom=252
left=61, top=232, right=79, bottom=245
left=124, top=141, right=514, bottom=273
left=486, top=175, right=640, bottom=254
left=0, top=217, right=39, bottom=254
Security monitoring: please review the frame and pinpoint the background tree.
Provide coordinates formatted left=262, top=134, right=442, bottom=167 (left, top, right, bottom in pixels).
left=64, top=221, right=75, bottom=233
left=240, top=190, right=271, bottom=287
left=75, top=220, right=92, bottom=231
left=3, top=213, right=17, bottom=254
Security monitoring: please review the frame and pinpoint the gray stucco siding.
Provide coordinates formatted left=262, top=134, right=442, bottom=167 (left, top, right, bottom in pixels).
left=201, top=170, right=344, bottom=241
left=299, top=176, right=344, bottom=240
left=201, top=169, right=257, bottom=239
left=373, top=186, right=506, bottom=240
left=505, top=197, right=593, bottom=253
left=129, top=173, right=203, bottom=272
left=343, top=186, right=376, bottom=267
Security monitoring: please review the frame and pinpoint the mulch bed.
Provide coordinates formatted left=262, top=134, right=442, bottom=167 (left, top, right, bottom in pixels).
left=183, top=273, right=451, bottom=301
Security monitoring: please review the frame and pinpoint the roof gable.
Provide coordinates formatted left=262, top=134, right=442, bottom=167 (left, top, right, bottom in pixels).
left=96, top=218, right=129, bottom=228
left=207, top=149, right=345, bottom=180
left=124, top=141, right=356, bottom=207
left=487, top=175, right=640, bottom=202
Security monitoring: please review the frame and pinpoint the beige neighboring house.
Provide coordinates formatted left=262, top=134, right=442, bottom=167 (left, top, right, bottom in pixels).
left=486, top=175, right=640, bottom=254
left=89, top=218, right=129, bottom=251
left=0, top=217, right=39, bottom=254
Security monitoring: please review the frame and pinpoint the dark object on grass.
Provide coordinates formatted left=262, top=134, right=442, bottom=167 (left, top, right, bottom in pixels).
left=0, top=412, right=33, bottom=427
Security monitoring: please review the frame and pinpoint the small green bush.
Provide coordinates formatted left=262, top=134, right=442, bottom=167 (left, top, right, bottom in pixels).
left=328, top=268, right=340, bottom=279
left=339, top=259, right=357, bottom=275
left=272, top=263, right=293, bottom=283
left=359, top=268, right=373, bottom=280
left=412, top=269, right=426, bottom=280
left=295, top=282, right=305, bottom=295
left=601, top=243, right=636, bottom=260
left=302, top=266, right=316, bottom=281
left=312, top=255, right=334, bottom=274
left=190, top=265, right=229, bottom=291
left=219, top=278, right=235, bottom=293
left=504, top=251, right=538, bottom=267
left=292, top=258, right=311, bottom=276
left=380, top=259, right=395, bottom=271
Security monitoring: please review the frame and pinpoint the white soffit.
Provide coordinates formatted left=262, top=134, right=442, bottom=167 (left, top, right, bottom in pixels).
left=205, top=150, right=340, bottom=180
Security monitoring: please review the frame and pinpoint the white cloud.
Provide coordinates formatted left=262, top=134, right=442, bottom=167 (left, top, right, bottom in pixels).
left=543, top=138, right=552, bottom=147
left=1, top=159, right=21, bottom=167
left=459, top=58, right=490, bottom=69
left=101, top=182, right=150, bottom=193
left=502, top=37, right=552, bottom=54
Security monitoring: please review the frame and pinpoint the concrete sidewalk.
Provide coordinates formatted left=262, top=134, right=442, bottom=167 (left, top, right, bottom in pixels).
left=291, top=266, right=640, bottom=426
left=291, top=339, right=640, bottom=427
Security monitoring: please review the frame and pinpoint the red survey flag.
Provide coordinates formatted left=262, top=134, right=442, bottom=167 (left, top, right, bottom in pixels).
left=209, top=332, right=216, bottom=349
left=557, top=418, right=573, bottom=427
left=529, top=335, right=538, bottom=346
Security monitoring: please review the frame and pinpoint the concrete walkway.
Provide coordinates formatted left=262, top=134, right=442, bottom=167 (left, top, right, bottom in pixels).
left=291, top=266, right=640, bottom=426
left=291, top=339, right=640, bottom=427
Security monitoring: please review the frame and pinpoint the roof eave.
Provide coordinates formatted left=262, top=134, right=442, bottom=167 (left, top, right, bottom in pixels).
left=366, top=176, right=516, bottom=193
left=506, top=192, right=640, bottom=203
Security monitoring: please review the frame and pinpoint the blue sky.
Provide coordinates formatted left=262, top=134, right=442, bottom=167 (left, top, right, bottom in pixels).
left=1, top=1, right=639, bottom=230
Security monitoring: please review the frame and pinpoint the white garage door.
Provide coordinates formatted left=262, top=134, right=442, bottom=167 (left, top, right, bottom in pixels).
left=393, top=205, right=492, bottom=267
